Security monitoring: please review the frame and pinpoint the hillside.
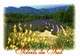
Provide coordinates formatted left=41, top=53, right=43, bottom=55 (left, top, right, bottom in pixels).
left=5, top=6, right=69, bottom=15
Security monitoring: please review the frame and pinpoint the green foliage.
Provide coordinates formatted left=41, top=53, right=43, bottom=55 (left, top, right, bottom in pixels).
left=38, top=28, right=45, bottom=32
left=26, top=11, right=29, bottom=17
left=46, top=28, right=51, bottom=31
left=4, top=24, right=10, bottom=49
left=51, top=31, right=56, bottom=35
left=51, top=11, right=64, bottom=22
left=56, top=32, right=74, bottom=49
left=63, top=5, right=74, bottom=28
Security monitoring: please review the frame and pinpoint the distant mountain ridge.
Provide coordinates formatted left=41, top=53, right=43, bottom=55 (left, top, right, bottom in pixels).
left=5, top=6, right=69, bottom=15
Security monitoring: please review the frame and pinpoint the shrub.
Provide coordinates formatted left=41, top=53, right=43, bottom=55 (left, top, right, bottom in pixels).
left=51, top=31, right=57, bottom=35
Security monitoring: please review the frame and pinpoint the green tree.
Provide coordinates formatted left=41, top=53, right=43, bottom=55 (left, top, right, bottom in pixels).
left=26, top=11, right=29, bottom=18
left=63, top=5, right=74, bottom=28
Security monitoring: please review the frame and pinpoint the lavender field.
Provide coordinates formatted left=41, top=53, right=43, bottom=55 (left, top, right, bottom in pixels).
left=7, top=19, right=66, bottom=33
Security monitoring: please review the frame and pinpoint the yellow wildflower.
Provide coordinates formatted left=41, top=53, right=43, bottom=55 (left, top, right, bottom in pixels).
left=17, top=37, right=20, bottom=40
left=13, top=39, right=15, bottom=41
left=6, top=46, right=8, bottom=50
left=43, top=37, right=45, bottom=40
left=31, top=38, right=34, bottom=41
left=10, top=45, right=13, bottom=48
left=8, top=37, right=11, bottom=42
left=10, top=45, right=16, bottom=49
left=16, top=43, right=19, bottom=45
left=18, top=23, right=21, bottom=27
left=7, top=41, right=9, bottom=44
left=21, top=43, right=25, bottom=47
left=13, top=41, right=15, bottom=45
left=34, top=39, right=37, bottom=42
left=57, top=34, right=60, bottom=36
left=19, top=32, right=21, bottom=37
left=32, top=33, right=36, bottom=37
left=28, top=44, right=30, bottom=47
left=11, top=45, right=16, bottom=49
left=26, top=43, right=27, bottom=45
left=29, top=30, right=32, bottom=35
left=67, top=40, right=69, bottom=42
left=35, top=39, right=39, bottom=43
left=25, top=29, right=28, bottom=34
left=63, top=30, right=67, bottom=37
left=19, top=27, right=23, bottom=32
left=28, top=37, right=31, bottom=42
left=14, top=33, right=17, bottom=37
left=30, top=24, right=32, bottom=28
left=13, top=29, right=17, bottom=33
left=40, top=38, right=42, bottom=40
left=15, top=47, right=18, bottom=50
left=36, top=39, right=39, bottom=43
left=24, top=24, right=26, bottom=27
left=44, top=30, right=47, bottom=34
left=14, top=24, right=16, bottom=29
left=22, top=33, right=24, bottom=37
left=24, top=37, right=27, bottom=42
left=46, top=35, right=48, bottom=37
left=44, top=41, right=47, bottom=44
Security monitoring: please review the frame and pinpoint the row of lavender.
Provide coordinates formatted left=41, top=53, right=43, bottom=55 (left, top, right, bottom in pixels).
left=7, top=19, right=66, bottom=34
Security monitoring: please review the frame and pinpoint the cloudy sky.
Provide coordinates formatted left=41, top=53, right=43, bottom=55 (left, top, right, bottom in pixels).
left=2, top=0, right=72, bottom=9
